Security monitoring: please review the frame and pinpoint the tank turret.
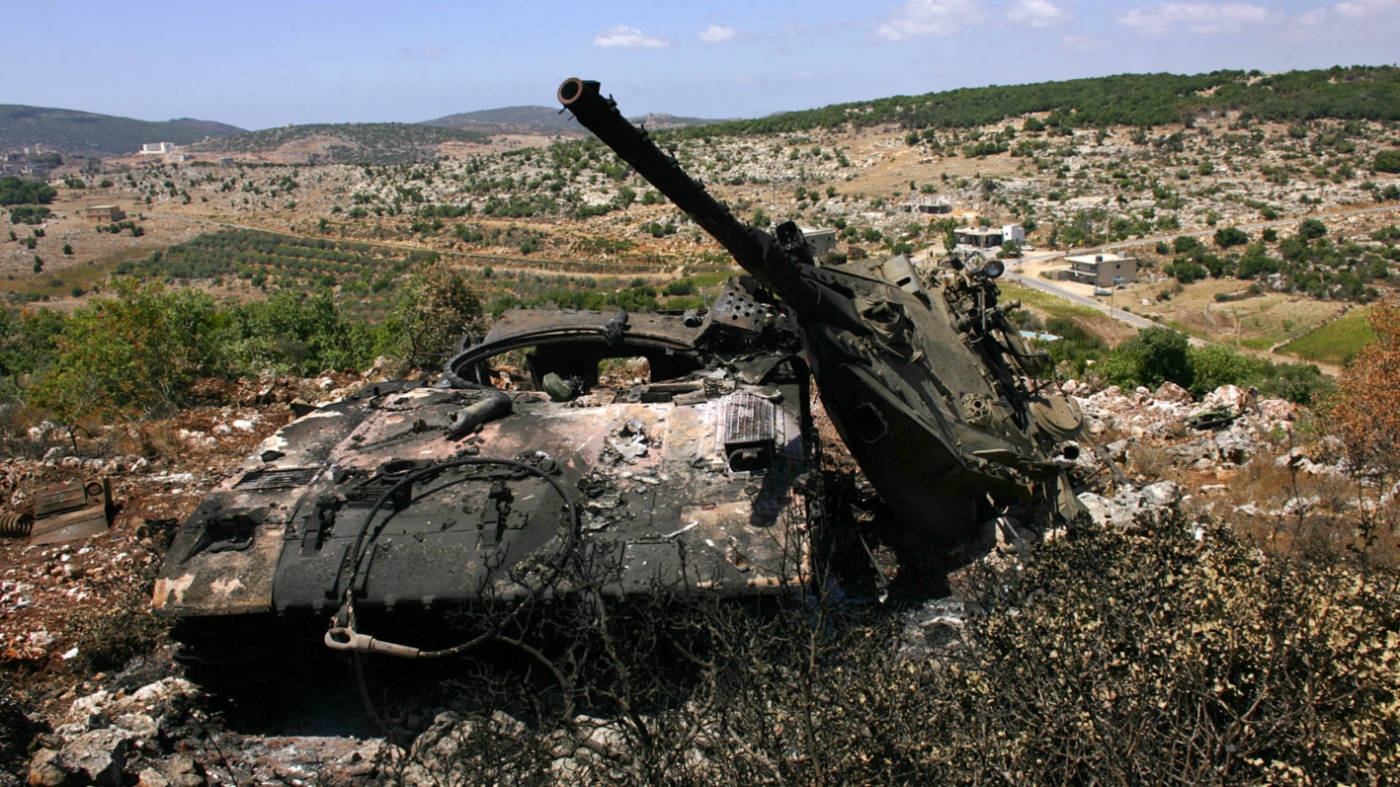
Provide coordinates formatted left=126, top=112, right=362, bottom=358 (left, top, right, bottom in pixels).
left=559, top=78, right=1084, bottom=543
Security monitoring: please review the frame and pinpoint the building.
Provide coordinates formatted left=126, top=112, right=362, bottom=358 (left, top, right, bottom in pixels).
left=140, top=142, right=175, bottom=155
left=86, top=205, right=126, bottom=222
left=954, top=224, right=1025, bottom=250
left=898, top=194, right=952, bottom=215
left=1066, top=252, right=1137, bottom=288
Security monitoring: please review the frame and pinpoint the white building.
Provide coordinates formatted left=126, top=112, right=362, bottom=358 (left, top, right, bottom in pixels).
left=954, top=224, right=1025, bottom=250
left=139, top=142, right=176, bottom=155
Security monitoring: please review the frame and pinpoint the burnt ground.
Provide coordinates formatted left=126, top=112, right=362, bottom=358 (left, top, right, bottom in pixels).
left=0, top=371, right=1354, bottom=784
left=0, top=378, right=368, bottom=714
left=0, top=367, right=954, bottom=781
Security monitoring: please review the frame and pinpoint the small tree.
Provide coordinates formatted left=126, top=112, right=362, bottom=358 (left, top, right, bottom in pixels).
left=1373, top=148, right=1400, bottom=174
left=1213, top=226, right=1248, bottom=248
left=391, top=266, right=484, bottom=369
left=1298, top=218, right=1328, bottom=240
left=1328, top=298, right=1400, bottom=474
left=1101, top=326, right=1193, bottom=390
left=28, top=281, right=225, bottom=443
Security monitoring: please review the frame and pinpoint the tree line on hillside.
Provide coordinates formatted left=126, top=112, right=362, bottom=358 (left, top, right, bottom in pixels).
left=1159, top=220, right=1399, bottom=302
left=0, top=176, right=57, bottom=206
left=193, top=123, right=491, bottom=164
left=672, top=66, right=1400, bottom=138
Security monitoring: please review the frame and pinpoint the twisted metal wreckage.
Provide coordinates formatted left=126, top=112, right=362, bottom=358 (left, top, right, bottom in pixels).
left=151, top=78, right=1086, bottom=676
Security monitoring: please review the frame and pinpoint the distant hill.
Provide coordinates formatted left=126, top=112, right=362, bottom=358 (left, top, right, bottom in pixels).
left=188, top=123, right=491, bottom=164
left=422, top=105, right=722, bottom=135
left=674, top=64, right=1400, bottom=138
left=0, top=105, right=244, bottom=156
left=422, top=105, right=581, bottom=135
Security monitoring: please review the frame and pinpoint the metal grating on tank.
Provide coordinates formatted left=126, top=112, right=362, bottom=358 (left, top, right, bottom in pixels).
left=235, top=468, right=321, bottom=490
left=721, top=392, right=777, bottom=472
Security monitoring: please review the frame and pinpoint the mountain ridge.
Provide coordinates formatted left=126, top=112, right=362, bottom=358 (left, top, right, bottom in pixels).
left=0, top=105, right=244, bottom=156
left=419, top=105, right=723, bottom=135
left=10, top=65, right=1400, bottom=158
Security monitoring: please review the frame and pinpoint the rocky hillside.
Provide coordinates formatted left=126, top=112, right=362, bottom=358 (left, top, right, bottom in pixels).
left=3, top=371, right=1395, bottom=785
left=186, top=123, right=492, bottom=165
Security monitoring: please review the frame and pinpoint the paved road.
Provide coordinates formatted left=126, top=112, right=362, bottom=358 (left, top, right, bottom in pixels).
left=1001, top=265, right=1213, bottom=351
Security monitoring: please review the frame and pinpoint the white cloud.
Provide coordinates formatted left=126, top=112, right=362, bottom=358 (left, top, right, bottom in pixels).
left=1061, top=32, right=1107, bottom=51
left=593, top=25, right=668, bottom=49
left=697, top=25, right=736, bottom=43
left=1117, top=3, right=1274, bottom=34
left=1295, top=0, right=1400, bottom=28
left=875, top=0, right=986, bottom=40
left=1007, top=0, right=1073, bottom=28
left=793, top=70, right=814, bottom=79
left=1334, top=0, right=1400, bottom=18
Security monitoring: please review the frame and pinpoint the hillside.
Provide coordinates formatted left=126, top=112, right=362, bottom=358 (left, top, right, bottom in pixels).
left=187, top=122, right=492, bottom=164
left=0, top=105, right=243, bottom=155
left=422, top=105, right=721, bottom=135
left=679, top=64, right=1400, bottom=137
left=422, top=105, right=585, bottom=134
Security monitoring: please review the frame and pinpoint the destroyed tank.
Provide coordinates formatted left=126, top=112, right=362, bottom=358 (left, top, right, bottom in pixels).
left=152, top=78, right=1083, bottom=677
left=557, top=77, right=1084, bottom=543
left=154, top=281, right=821, bottom=673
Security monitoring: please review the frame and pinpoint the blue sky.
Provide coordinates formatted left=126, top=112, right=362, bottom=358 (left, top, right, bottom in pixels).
left=11, top=0, right=1400, bottom=130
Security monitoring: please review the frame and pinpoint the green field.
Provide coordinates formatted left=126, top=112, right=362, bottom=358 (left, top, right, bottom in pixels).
left=1000, top=283, right=1102, bottom=320
left=1279, top=305, right=1376, bottom=365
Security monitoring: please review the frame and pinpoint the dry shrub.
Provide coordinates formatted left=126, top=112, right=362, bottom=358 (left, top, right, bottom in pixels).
left=63, top=553, right=170, bottom=674
left=1122, top=441, right=1183, bottom=483
left=411, top=516, right=1398, bottom=785
left=125, top=418, right=186, bottom=461
left=1328, top=297, right=1400, bottom=475
left=0, top=402, right=46, bottom=460
left=921, top=517, right=1400, bottom=784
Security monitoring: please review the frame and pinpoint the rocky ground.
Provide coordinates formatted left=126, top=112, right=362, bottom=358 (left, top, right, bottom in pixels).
left=0, top=366, right=1360, bottom=785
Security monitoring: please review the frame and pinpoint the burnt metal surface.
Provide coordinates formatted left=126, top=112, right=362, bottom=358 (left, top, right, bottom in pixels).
left=27, top=478, right=113, bottom=546
left=154, top=282, right=817, bottom=664
left=558, top=77, right=1084, bottom=545
left=154, top=78, right=1089, bottom=675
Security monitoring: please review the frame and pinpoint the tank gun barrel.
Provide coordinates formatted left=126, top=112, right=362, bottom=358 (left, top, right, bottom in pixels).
left=558, top=78, right=1087, bottom=544
left=557, top=78, right=811, bottom=305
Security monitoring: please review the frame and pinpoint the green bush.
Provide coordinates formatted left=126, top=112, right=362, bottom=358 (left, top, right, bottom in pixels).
left=28, top=280, right=228, bottom=422
left=1299, top=218, right=1328, bottom=240
left=1044, top=316, right=1108, bottom=377
left=1214, top=226, right=1249, bottom=248
left=1188, top=343, right=1267, bottom=397
left=1103, top=326, right=1193, bottom=390
left=0, top=176, right=56, bottom=206
left=8, top=206, right=51, bottom=225
left=1373, top=148, right=1400, bottom=173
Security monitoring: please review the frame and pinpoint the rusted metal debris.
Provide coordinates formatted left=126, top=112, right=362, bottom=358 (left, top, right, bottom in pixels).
left=2, top=478, right=113, bottom=546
